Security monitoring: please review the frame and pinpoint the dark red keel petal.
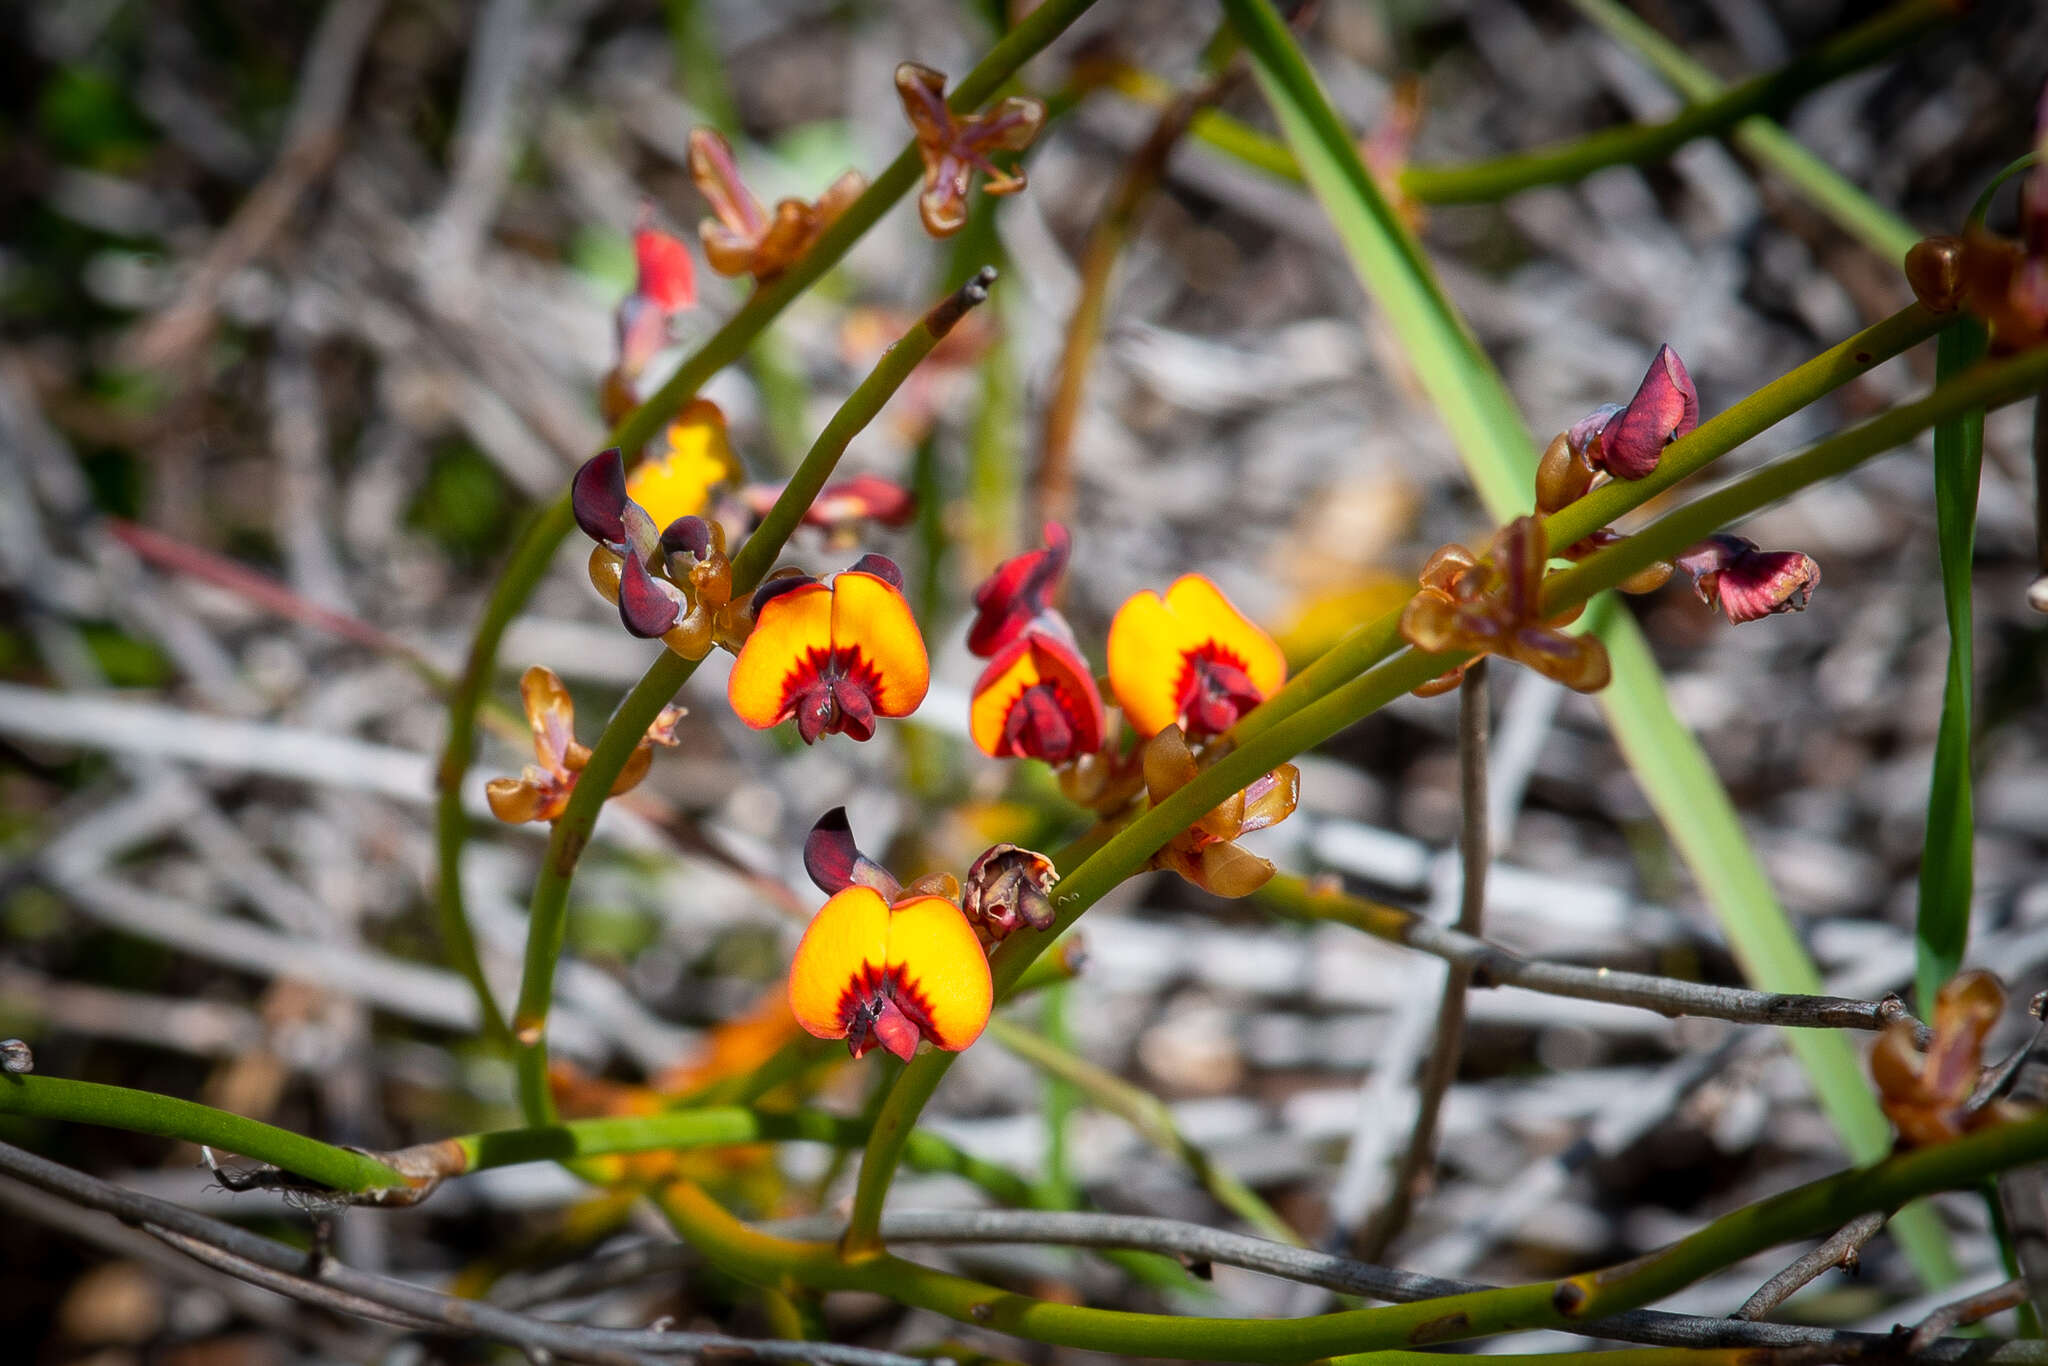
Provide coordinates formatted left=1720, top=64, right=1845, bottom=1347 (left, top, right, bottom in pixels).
left=618, top=552, right=685, bottom=637
left=572, top=447, right=630, bottom=544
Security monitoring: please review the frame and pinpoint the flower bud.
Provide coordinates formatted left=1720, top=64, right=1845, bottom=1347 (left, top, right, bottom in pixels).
left=1905, top=235, right=1965, bottom=314
left=1535, top=431, right=1596, bottom=513
left=587, top=545, right=624, bottom=606
left=664, top=604, right=715, bottom=660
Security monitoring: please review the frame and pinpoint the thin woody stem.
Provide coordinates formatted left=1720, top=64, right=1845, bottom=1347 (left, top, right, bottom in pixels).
left=430, top=0, right=1101, bottom=1048
left=1356, top=658, right=1488, bottom=1260
left=1735, top=1211, right=1887, bottom=1320
left=507, top=273, right=998, bottom=1127
left=1262, top=877, right=1927, bottom=1040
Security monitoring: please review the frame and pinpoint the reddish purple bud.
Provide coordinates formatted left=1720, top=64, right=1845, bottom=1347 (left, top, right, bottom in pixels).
left=1597, top=345, right=1698, bottom=480
left=847, top=553, right=905, bottom=589
left=803, top=807, right=904, bottom=900
left=573, top=448, right=629, bottom=545
left=1676, top=534, right=1821, bottom=625
left=806, top=474, right=917, bottom=530
left=615, top=294, right=670, bottom=379
left=967, top=522, right=1072, bottom=658
left=1566, top=403, right=1624, bottom=459
left=662, top=515, right=715, bottom=562
left=618, top=552, right=686, bottom=637
left=634, top=219, right=697, bottom=314
left=751, top=572, right=820, bottom=616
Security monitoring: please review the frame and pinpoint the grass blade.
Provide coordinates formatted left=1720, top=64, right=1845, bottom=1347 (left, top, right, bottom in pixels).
left=1916, top=319, right=1989, bottom=1011
left=1221, top=0, right=1957, bottom=1285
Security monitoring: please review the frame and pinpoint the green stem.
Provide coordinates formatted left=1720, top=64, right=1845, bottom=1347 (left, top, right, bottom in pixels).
left=509, top=275, right=999, bottom=1126
left=986, top=1017, right=1301, bottom=1245
left=1103, top=0, right=1949, bottom=213
left=431, top=0, right=1103, bottom=1045
left=0, top=1074, right=403, bottom=1192
left=1561, top=0, right=1921, bottom=262
left=658, top=1099, right=2048, bottom=1359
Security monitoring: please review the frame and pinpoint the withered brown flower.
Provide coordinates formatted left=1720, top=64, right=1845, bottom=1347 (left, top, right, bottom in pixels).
left=1872, top=970, right=2030, bottom=1148
left=895, top=62, right=1045, bottom=238
left=1140, top=727, right=1299, bottom=898
left=688, top=129, right=865, bottom=282
left=485, top=666, right=680, bottom=824
left=1399, top=516, right=1610, bottom=697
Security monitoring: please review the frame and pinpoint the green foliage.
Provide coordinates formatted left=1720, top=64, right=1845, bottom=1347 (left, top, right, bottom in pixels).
left=410, top=440, right=515, bottom=562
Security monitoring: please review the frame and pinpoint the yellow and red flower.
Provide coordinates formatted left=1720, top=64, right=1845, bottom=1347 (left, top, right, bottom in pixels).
left=786, top=808, right=997, bottom=1060
left=970, top=624, right=1105, bottom=764
left=485, top=665, right=680, bottom=824
left=1107, top=574, right=1286, bottom=740
left=964, top=524, right=1106, bottom=765
left=727, top=554, right=929, bottom=743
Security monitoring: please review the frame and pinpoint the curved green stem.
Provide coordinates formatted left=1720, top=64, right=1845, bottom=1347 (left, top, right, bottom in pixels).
left=0, top=1074, right=403, bottom=1192
left=432, top=0, right=1103, bottom=1044
left=509, top=275, right=1000, bottom=1126
left=1561, top=0, right=1921, bottom=262
left=663, top=1098, right=2048, bottom=1359
left=1104, top=0, right=1949, bottom=212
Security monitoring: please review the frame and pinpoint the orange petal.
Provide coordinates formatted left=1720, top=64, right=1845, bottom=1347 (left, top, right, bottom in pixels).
left=884, top=894, right=992, bottom=1052
left=728, top=580, right=833, bottom=729
left=784, top=888, right=991, bottom=1057
left=1161, top=575, right=1286, bottom=698
left=1107, top=588, right=1190, bottom=739
left=830, top=570, right=929, bottom=718
left=787, top=886, right=891, bottom=1042
left=970, top=640, right=1041, bottom=757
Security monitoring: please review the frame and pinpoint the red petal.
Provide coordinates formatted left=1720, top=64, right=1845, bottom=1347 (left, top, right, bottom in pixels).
left=572, top=448, right=629, bottom=545
left=634, top=224, right=697, bottom=313
left=1598, top=344, right=1698, bottom=480
left=967, top=522, right=1071, bottom=657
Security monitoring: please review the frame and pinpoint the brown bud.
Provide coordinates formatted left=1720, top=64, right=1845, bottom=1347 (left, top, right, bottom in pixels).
left=1536, top=432, right=1596, bottom=513
left=663, top=605, right=715, bottom=660
left=1906, top=235, right=1966, bottom=313
left=588, top=545, right=624, bottom=605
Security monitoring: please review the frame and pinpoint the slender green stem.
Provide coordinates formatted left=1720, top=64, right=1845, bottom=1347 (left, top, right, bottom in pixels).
left=986, top=1017, right=1301, bottom=1246
left=1400, top=0, right=1946, bottom=204
left=432, top=0, right=1103, bottom=1045
left=1104, top=0, right=1949, bottom=212
left=660, top=1097, right=2048, bottom=1360
left=509, top=276, right=999, bottom=1128
left=0, top=1074, right=403, bottom=1192
left=1561, top=0, right=1920, bottom=262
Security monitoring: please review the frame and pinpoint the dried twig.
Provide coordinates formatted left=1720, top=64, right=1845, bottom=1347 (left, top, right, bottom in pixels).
left=0, top=1140, right=940, bottom=1366
left=1357, top=659, right=1489, bottom=1259
left=1735, top=1211, right=1888, bottom=1320
left=1907, top=1279, right=2030, bottom=1352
